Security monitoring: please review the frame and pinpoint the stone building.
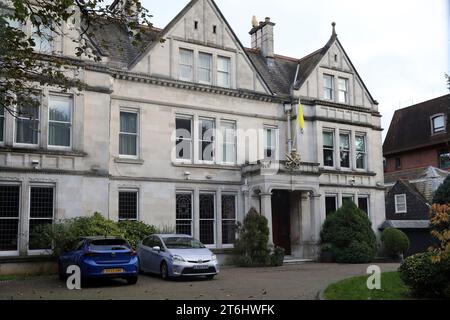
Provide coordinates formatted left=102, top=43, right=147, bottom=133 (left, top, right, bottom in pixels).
left=0, top=0, right=385, bottom=262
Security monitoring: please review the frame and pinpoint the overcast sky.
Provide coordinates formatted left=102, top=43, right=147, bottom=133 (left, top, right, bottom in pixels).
left=142, top=0, right=450, bottom=140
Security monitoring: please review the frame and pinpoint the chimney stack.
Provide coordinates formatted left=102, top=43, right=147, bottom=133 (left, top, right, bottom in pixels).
left=249, top=16, right=275, bottom=66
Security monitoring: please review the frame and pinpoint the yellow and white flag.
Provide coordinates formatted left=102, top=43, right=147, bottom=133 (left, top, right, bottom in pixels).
left=297, top=101, right=305, bottom=133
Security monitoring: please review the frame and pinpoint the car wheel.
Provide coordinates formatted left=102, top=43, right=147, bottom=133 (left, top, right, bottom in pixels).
left=160, top=262, right=170, bottom=280
left=205, top=275, right=215, bottom=280
left=126, top=276, right=138, bottom=285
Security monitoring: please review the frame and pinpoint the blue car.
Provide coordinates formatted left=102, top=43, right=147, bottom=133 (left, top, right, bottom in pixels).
left=137, top=234, right=219, bottom=280
left=58, top=237, right=139, bottom=285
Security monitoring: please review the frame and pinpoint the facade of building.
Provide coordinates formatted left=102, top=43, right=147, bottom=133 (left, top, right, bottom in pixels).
left=0, top=0, right=385, bottom=261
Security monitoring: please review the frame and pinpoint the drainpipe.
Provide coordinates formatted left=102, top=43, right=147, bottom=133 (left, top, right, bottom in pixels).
left=284, top=103, right=293, bottom=153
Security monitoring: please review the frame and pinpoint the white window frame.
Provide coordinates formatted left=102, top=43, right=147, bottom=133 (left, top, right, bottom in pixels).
left=431, top=114, right=446, bottom=134
left=175, top=114, right=193, bottom=163
left=355, top=133, right=367, bottom=170
left=48, top=94, right=73, bottom=150
left=221, top=120, right=237, bottom=165
left=199, top=192, right=216, bottom=248
left=323, top=130, right=335, bottom=168
left=27, top=184, right=55, bottom=256
left=119, top=110, right=139, bottom=159
left=0, top=183, right=21, bottom=257
left=176, top=191, right=194, bottom=237
left=179, top=48, right=194, bottom=82
left=323, top=74, right=334, bottom=101
left=338, top=77, right=349, bottom=104
left=198, top=117, right=216, bottom=164
left=395, top=194, right=407, bottom=214
left=14, top=98, right=41, bottom=148
left=221, top=193, right=237, bottom=248
left=118, top=189, right=139, bottom=221
left=358, top=195, right=370, bottom=217
left=264, top=126, right=278, bottom=160
left=217, top=56, right=231, bottom=88
left=198, top=52, right=212, bottom=85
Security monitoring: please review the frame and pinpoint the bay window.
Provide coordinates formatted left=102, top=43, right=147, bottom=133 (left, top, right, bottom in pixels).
left=119, top=111, right=138, bottom=157
left=323, top=131, right=335, bottom=167
left=356, top=134, right=367, bottom=169
left=217, top=56, right=231, bottom=88
left=48, top=95, right=72, bottom=148
left=179, top=49, right=194, bottom=81
left=221, top=121, right=236, bottom=164
left=199, top=118, right=215, bottom=162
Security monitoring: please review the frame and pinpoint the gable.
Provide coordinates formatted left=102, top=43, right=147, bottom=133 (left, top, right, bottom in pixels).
left=295, top=37, right=377, bottom=109
left=386, top=181, right=429, bottom=220
left=130, top=0, right=271, bottom=94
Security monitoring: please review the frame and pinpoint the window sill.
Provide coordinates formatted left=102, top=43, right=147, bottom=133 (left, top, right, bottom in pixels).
left=0, top=146, right=86, bottom=157
left=172, top=162, right=240, bottom=171
left=114, top=157, right=144, bottom=165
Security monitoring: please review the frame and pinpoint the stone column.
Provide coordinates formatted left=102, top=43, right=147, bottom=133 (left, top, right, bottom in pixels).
left=260, top=192, right=273, bottom=245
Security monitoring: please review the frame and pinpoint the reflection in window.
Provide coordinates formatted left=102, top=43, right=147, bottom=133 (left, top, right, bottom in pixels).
left=339, top=133, right=350, bottom=168
left=119, top=112, right=138, bottom=157
left=356, top=134, right=366, bottom=169
left=432, top=115, right=445, bottom=134
left=179, top=49, right=194, bottom=81
left=15, top=97, right=40, bottom=145
left=199, top=118, right=215, bottom=162
left=323, top=131, right=334, bottom=167
left=222, top=195, right=236, bottom=245
left=49, top=95, right=72, bottom=147
left=175, top=116, right=192, bottom=161
left=199, top=194, right=215, bottom=245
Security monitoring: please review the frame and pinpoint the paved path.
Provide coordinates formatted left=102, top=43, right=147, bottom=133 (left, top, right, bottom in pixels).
left=0, top=263, right=399, bottom=300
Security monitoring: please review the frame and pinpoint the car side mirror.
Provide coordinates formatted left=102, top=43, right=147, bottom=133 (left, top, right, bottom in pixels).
left=153, top=246, right=161, bottom=252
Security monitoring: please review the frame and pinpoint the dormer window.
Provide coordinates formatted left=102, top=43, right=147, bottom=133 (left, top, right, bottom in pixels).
left=432, top=114, right=446, bottom=134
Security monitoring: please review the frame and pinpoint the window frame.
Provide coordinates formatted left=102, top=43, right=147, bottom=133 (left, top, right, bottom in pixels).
left=118, top=189, right=139, bottom=221
left=217, top=56, right=231, bottom=88
left=31, top=18, right=54, bottom=54
left=14, top=97, right=41, bottom=148
left=47, top=94, right=73, bottom=150
left=264, top=126, right=278, bottom=160
left=395, top=194, right=407, bottom=214
left=355, top=133, right=367, bottom=170
left=0, top=184, right=21, bottom=256
left=27, top=184, right=55, bottom=255
left=322, top=130, right=335, bottom=168
left=358, top=196, right=370, bottom=216
left=221, top=120, right=237, bottom=165
left=323, top=74, right=334, bottom=101
left=339, top=131, right=351, bottom=169
left=179, top=48, right=194, bottom=82
left=198, top=52, right=213, bottom=85
left=325, top=194, right=338, bottom=216
left=119, top=110, right=139, bottom=159
left=221, top=193, right=237, bottom=247
left=338, top=77, right=349, bottom=104
left=438, top=149, right=450, bottom=170
left=175, top=114, right=193, bottom=163
left=199, top=192, right=216, bottom=247
left=431, top=114, right=446, bottom=134
left=175, top=191, right=194, bottom=237
left=198, top=117, right=216, bottom=164
left=0, top=106, right=5, bottom=144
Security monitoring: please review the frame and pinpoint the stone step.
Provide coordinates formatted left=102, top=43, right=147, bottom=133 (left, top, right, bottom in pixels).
left=283, top=258, right=315, bottom=265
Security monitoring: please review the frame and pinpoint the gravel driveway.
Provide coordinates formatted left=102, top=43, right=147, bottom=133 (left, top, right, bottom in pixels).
left=0, top=263, right=399, bottom=300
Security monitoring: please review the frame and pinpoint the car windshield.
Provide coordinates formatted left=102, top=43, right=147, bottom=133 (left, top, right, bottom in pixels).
left=163, top=237, right=206, bottom=249
left=88, top=239, right=130, bottom=251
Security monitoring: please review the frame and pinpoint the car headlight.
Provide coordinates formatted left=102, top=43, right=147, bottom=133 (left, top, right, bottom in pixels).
left=211, top=255, right=217, bottom=262
left=171, top=255, right=186, bottom=263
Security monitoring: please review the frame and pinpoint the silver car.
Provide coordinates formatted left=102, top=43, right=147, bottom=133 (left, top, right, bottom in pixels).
left=137, top=234, right=219, bottom=280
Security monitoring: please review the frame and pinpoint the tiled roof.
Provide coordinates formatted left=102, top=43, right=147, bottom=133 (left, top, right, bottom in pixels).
left=383, top=94, right=450, bottom=155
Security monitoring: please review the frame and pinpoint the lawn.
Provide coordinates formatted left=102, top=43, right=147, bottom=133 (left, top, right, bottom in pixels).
left=324, top=272, right=413, bottom=300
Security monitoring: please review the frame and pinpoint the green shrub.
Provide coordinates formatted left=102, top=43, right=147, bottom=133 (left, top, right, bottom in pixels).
left=30, top=212, right=158, bottom=256
left=320, top=201, right=377, bottom=263
left=399, top=252, right=450, bottom=298
left=233, top=208, right=271, bottom=267
left=381, top=228, right=410, bottom=258
left=118, top=220, right=157, bottom=249
left=270, top=246, right=285, bottom=267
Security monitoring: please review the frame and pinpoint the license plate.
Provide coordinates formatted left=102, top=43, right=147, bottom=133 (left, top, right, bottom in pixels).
left=193, top=265, right=209, bottom=270
left=103, top=268, right=124, bottom=274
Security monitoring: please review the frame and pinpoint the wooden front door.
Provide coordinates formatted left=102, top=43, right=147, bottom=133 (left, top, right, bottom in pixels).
left=271, top=190, right=291, bottom=255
